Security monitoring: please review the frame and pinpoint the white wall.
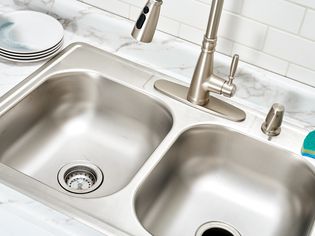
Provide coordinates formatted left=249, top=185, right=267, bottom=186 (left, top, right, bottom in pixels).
left=80, top=0, right=315, bottom=87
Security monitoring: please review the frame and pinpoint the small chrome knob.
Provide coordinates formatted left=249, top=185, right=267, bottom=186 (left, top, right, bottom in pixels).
left=261, top=103, right=285, bottom=137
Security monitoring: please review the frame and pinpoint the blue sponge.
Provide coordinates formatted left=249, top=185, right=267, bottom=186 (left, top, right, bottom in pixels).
left=301, top=131, right=315, bottom=159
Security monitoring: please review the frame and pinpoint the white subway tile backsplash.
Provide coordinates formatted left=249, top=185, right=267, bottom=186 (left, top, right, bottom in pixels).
left=121, top=0, right=143, bottom=8
left=171, top=3, right=268, bottom=50
left=242, top=0, right=305, bottom=33
left=179, top=23, right=203, bottom=44
left=160, top=1, right=268, bottom=50
left=162, top=0, right=209, bottom=30
left=264, top=28, right=315, bottom=70
left=219, top=12, right=268, bottom=49
left=179, top=23, right=234, bottom=55
left=232, top=43, right=289, bottom=74
left=288, top=0, right=315, bottom=9
left=197, top=0, right=244, bottom=13
left=80, top=0, right=315, bottom=87
left=216, top=37, right=234, bottom=55
left=81, top=0, right=129, bottom=17
left=300, top=9, right=315, bottom=40
left=157, top=17, right=181, bottom=36
left=287, top=64, right=315, bottom=87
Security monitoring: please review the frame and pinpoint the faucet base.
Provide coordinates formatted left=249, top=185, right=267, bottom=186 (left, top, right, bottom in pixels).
left=154, top=79, right=246, bottom=122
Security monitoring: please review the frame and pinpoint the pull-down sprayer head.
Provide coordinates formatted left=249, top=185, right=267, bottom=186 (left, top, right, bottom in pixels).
left=131, top=0, right=163, bottom=43
left=131, top=0, right=224, bottom=43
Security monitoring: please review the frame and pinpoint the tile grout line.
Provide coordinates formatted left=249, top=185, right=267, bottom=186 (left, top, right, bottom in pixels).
left=298, top=8, right=308, bottom=35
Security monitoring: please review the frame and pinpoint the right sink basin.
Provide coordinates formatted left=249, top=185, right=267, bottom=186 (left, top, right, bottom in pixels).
left=135, top=126, right=315, bottom=236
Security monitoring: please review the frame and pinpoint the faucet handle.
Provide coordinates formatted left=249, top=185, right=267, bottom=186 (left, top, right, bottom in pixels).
left=228, top=54, right=239, bottom=85
left=221, top=54, right=239, bottom=97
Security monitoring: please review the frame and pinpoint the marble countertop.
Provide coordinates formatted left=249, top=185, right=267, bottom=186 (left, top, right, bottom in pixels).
left=0, top=0, right=314, bottom=235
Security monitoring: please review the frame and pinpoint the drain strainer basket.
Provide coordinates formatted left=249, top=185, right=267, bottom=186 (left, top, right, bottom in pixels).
left=58, top=161, right=103, bottom=194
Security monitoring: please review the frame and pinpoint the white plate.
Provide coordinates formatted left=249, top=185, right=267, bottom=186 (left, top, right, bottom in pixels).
left=0, top=37, right=63, bottom=56
left=0, top=43, right=63, bottom=63
left=0, top=38, right=63, bottom=57
left=0, top=10, right=64, bottom=54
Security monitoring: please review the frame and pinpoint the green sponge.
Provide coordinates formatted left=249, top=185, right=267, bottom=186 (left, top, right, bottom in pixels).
left=301, top=131, right=315, bottom=159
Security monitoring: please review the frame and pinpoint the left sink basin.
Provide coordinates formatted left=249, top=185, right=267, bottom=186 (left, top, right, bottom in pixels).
left=0, top=71, right=172, bottom=197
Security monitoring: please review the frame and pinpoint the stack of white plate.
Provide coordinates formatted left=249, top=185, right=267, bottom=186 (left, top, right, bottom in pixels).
left=0, top=10, right=64, bottom=62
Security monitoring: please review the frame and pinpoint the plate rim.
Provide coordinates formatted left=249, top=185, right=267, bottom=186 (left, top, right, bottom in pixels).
left=0, top=43, right=63, bottom=62
left=0, top=10, right=64, bottom=54
left=0, top=38, right=63, bottom=57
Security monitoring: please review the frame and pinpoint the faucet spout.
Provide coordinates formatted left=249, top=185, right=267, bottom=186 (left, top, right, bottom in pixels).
left=205, top=0, right=224, bottom=40
left=187, top=0, right=225, bottom=105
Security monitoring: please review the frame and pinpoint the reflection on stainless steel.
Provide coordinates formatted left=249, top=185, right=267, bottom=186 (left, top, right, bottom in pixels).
left=0, top=43, right=313, bottom=236
left=135, top=126, right=315, bottom=236
left=132, top=0, right=245, bottom=121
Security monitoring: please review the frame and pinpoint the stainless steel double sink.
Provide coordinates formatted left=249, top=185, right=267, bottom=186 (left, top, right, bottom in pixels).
left=0, top=43, right=314, bottom=236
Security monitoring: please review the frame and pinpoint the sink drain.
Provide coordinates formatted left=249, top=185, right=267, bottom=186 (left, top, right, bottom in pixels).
left=196, top=222, right=241, bottom=236
left=58, top=161, right=103, bottom=194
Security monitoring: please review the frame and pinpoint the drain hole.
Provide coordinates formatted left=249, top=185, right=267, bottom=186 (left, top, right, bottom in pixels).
left=196, top=222, right=241, bottom=236
left=202, top=228, right=233, bottom=236
left=58, top=161, right=103, bottom=194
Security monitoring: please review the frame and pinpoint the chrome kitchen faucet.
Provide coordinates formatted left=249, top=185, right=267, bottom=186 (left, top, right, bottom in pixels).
left=131, top=0, right=246, bottom=122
